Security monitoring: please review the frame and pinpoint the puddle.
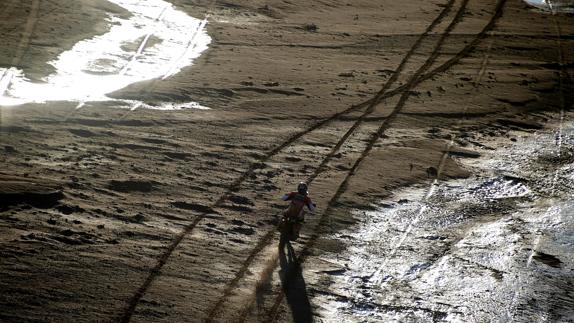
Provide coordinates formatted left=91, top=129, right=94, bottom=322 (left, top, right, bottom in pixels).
left=316, top=119, right=574, bottom=321
left=0, top=0, right=211, bottom=110
left=523, top=0, right=574, bottom=13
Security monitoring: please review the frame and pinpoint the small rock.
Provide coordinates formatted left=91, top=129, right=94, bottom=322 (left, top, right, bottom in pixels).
left=231, top=219, right=246, bottom=226
left=231, top=226, right=255, bottom=236
left=303, top=23, right=318, bottom=32
left=107, top=180, right=154, bottom=193
left=285, top=156, right=302, bottom=162
left=338, top=72, right=354, bottom=78
left=56, top=204, right=84, bottom=215
left=61, top=229, right=74, bottom=237
left=229, top=195, right=254, bottom=206
left=133, top=213, right=146, bottom=223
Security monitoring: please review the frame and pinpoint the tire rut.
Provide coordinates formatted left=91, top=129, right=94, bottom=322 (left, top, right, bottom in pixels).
left=120, top=0, right=460, bottom=320
left=204, top=0, right=475, bottom=320
left=262, top=0, right=509, bottom=321
left=120, top=0, right=513, bottom=320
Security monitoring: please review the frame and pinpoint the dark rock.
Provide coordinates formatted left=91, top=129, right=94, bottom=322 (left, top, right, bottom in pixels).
left=107, top=180, right=155, bottom=193
left=228, top=195, right=254, bottom=205
left=230, top=226, right=255, bottom=235
left=302, top=22, right=318, bottom=32
left=133, top=213, right=146, bottom=223
left=285, top=156, right=302, bottom=162
left=56, top=204, right=85, bottom=215
left=230, top=219, right=247, bottom=226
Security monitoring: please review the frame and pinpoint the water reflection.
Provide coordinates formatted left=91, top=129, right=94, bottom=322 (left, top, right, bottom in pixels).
left=523, top=0, right=574, bottom=12
left=0, top=0, right=211, bottom=109
left=317, top=120, right=574, bottom=321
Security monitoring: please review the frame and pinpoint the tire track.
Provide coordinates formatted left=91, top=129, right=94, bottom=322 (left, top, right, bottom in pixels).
left=74, top=5, right=171, bottom=110
left=203, top=0, right=458, bottom=319
left=118, top=15, right=209, bottom=116
left=0, top=0, right=40, bottom=98
left=120, top=0, right=513, bottom=319
left=63, top=7, right=208, bottom=117
left=263, top=0, right=508, bottom=321
left=237, top=0, right=477, bottom=319
left=119, top=0, right=462, bottom=319
left=370, top=33, right=494, bottom=287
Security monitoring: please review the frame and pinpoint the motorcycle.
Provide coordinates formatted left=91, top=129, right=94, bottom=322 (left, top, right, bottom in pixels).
left=278, top=215, right=301, bottom=244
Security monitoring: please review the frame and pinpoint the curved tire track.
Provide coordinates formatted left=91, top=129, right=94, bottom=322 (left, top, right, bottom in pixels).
left=121, top=0, right=512, bottom=320
left=213, top=0, right=480, bottom=319
left=263, top=0, right=509, bottom=321
left=202, top=0, right=459, bottom=319
left=119, top=0, right=462, bottom=320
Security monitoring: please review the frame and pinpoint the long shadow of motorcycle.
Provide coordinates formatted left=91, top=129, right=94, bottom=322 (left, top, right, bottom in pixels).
left=275, top=238, right=313, bottom=323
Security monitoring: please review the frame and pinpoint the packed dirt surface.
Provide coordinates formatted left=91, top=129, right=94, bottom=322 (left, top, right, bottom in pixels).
left=0, top=0, right=573, bottom=322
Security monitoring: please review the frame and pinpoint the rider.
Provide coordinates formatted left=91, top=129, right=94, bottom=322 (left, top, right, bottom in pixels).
left=281, top=182, right=315, bottom=240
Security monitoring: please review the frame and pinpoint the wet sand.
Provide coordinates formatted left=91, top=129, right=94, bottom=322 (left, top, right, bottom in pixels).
left=0, top=0, right=573, bottom=322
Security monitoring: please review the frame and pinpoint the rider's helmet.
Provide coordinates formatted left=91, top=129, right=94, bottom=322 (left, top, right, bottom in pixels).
left=297, top=182, right=308, bottom=195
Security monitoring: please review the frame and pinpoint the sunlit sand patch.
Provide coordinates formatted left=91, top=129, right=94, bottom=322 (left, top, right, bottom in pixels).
left=0, top=0, right=211, bottom=110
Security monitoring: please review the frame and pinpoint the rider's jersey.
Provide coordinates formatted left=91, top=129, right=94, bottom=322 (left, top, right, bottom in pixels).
left=282, top=192, right=315, bottom=218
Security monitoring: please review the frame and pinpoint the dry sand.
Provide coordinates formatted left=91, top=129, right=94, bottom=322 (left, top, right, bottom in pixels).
left=0, top=0, right=573, bottom=322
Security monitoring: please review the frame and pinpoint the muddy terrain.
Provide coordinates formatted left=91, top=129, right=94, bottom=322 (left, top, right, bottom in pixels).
left=0, top=0, right=573, bottom=322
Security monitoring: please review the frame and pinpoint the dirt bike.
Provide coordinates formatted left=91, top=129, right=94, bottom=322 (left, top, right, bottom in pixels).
left=278, top=215, right=301, bottom=244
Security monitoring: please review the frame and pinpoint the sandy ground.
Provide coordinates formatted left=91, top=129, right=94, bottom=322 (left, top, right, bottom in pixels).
left=0, top=0, right=573, bottom=322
